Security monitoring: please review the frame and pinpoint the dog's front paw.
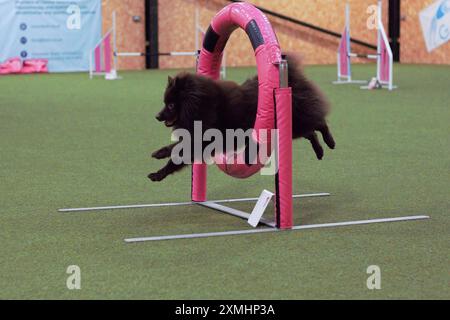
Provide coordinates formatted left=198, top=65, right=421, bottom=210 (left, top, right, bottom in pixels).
left=152, top=148, right=170, bottom=159
left=314, top=147, right=324, bottom=160
left=148, top=172, right=165, bottom=182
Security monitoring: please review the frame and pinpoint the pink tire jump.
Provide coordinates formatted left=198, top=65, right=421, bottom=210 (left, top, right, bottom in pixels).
left=192, top=2, right=293, bottom=229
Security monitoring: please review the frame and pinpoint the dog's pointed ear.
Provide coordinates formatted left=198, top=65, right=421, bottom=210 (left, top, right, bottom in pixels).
left=168, top=76, right=175, bottom=86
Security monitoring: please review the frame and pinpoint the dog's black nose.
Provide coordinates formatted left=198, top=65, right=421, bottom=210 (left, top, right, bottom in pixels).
left=155, top=113, right=163, bottom=121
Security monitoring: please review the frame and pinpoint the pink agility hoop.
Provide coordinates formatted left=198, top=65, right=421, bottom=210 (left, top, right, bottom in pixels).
left=192, top=2, right=293, bottom=229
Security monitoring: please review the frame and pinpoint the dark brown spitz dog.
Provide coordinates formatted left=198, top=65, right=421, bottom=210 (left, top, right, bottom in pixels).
left=149, top=55, right=335, bottom=182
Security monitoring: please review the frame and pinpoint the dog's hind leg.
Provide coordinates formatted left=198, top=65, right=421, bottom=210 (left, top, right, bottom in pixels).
left=305, top=132, right=324, bottom=160
left=318, top=124, right=335, bottom=150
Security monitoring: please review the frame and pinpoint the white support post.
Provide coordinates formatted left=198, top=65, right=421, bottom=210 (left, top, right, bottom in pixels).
left=112, top=10, right=118, bottom=73
left=195, top=1, right=200, bottom=52
left=336, top=51, right=341, bottom=80
left=374, top=0, right=396, bottom=90
left=389, top=48, right=393, bottom=91
left=377, top=0, right=382, bottom=82
left=346, top=2, right=351, bottom=82
left=89, top=49, right=93, bottom=79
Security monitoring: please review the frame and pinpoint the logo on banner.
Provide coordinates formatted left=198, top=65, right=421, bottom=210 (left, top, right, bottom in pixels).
left=420, top=0, right=450, bottom=52
left=366, top=4, right=379, bottom=30
left=67, top=5, right=81, bottom=30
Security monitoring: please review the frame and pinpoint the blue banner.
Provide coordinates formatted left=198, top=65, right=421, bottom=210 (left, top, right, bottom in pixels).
left=0, top=0, right=102, bottom=72
left=420, top=0, right=450, bottom=52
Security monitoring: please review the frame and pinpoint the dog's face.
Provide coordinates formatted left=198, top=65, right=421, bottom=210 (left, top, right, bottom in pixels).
left=156, top=76, right=180, bottom=127
left=155, top=73, right=219, bottom=131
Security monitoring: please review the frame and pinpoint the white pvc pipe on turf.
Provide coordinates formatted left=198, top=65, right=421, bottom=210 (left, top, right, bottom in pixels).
left=124, top=215, right=430, bottom=242
left=58, top=193, right=331, bottom=213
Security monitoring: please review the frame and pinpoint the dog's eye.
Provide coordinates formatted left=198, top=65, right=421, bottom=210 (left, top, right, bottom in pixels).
left=168, top=103, right=175, bottom=110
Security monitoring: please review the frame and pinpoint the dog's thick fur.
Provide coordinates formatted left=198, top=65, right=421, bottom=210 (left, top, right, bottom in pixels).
left=149, top=55, right=335, bottom=181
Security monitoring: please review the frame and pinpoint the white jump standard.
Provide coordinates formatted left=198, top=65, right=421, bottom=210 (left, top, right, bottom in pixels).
left=333, top=1, right=397, bottom=90
left=89, top=4, right=226, bottom=80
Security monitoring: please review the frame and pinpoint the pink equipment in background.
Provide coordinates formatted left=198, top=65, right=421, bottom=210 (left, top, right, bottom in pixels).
left=337, top=26, right=351, bottom=81
left=90, top=23, right=118, bottom=80
left=21, top=59, right=48, bottom=74
left=95, top=32, right=112, bottom=74
left=333, top=0, right=396, bottom=90
left=0, top=57, right=48, bottom=75
left=0, top=57, right=22, bottom=74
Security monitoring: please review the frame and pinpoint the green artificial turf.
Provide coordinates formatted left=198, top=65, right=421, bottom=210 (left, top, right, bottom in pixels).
left=0, top=64, right=449, bottom=299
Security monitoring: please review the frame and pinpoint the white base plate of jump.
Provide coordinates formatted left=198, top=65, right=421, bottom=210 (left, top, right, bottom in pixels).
left=248, top=190, right=274, bottom=227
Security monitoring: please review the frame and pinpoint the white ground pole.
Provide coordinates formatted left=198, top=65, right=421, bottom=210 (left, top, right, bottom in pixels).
left=58, top=194, right=429, bottom=243
left=125, top=215, right=430, bottom=242
left=58, top=193, right=331, bottom=213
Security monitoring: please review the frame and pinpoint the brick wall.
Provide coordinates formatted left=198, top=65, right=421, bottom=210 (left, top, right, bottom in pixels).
left=103, top=0, right=450, bottom=70
left=101, top=0, right=146, bottom=70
